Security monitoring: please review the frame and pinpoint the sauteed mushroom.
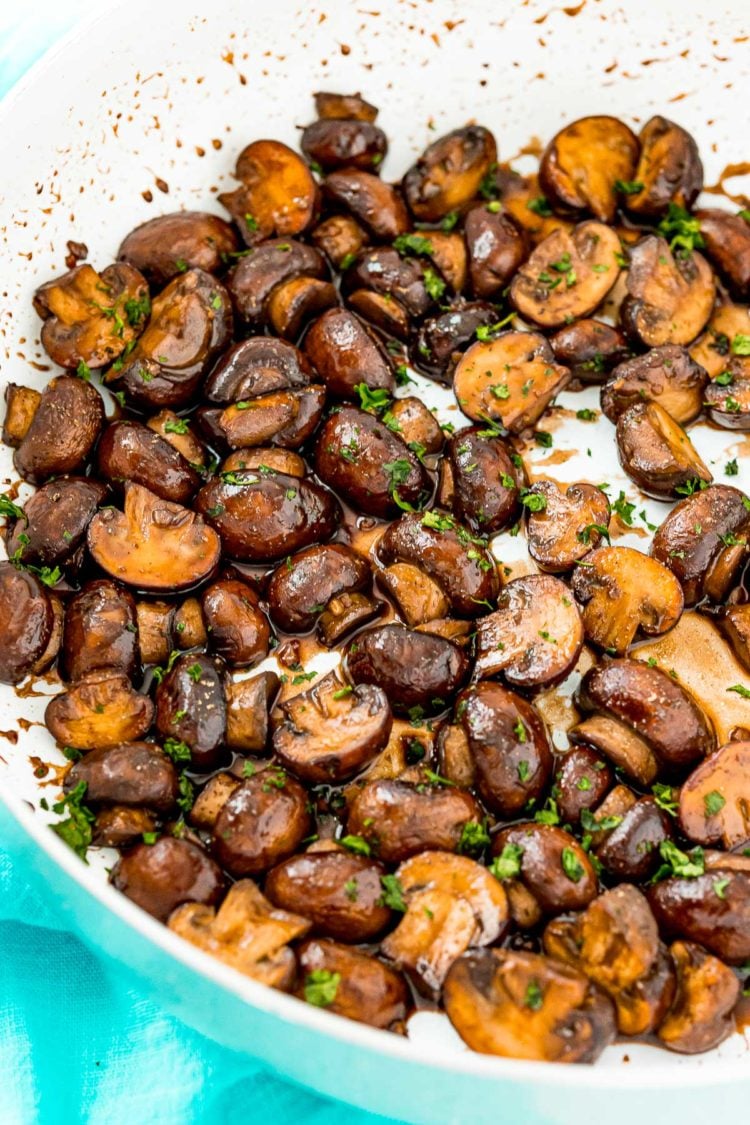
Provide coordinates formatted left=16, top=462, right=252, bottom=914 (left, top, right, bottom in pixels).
left=539, top=116, right=639, bottom=223
left=402, top=126, right=497, bottom=222
left=219, top=140, right=319, bottom=245
left=625, top=117, right=703, bottom=216
left=526, top=481, right=611, bottom=573
left=621, top=236, right=714, bottom=348
left=118, top=212, right=239, bottom=286
left=602, top=346, right=708, bottom=425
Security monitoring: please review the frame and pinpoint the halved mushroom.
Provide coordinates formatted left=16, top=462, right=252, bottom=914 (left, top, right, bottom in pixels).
left=266, top=543, right=370, bottom=634
left=657, top=941, right=739, bottom=1054
left=88, top=483, right=220, bottom=593
left=172, top=597, right=208, bottom=650
left=690, top=303, right=750, bottom=379
left=437, top=722, right=475, bottom=789
left=199, top=385, right=326, bottom=452
left=212, top=770, right=312, bottom=876
left=323, top=170, right=409, bottom=240
left=317, top=591, right=384, bottom=647
left=303, top=308, right=395, bottom=398
left=650, top=485, right=750, bottom=605
left=526, top=481, right=611, bottom=573
left=345, top=624, right=470, bottom=716
left=311, top=214, right=368, bottom=269
left=649, top=871, right=750, bottom=963
left=111, top=836, right=225, bottom=922
left=266, top=276, right=338, bottom=340
left=272, top=670, right=391, bottom=783
left=402, top=126, right=498, bottom=222
left=93, top=806, right=156, bottom=849
left=313, top=406, right=428, bottom=519
left=346, top=289, right=411, bottom=340
left=377, top=511, right=498, bottom=618
left=227, top=240, right=327, bottom=327
left=96, top=420, right=201, bottom=504
left=464, top=205, right=527, bottom=299
left=571, top=546, right=684, bottom=654
left=720, top=603, right=750, bottom=671
left=510, top=222, right=621, bottom=328
left=301, top=118, right=387, bottom=173
left=204, top=336, right=314, bottom=403
left=443, top=948, right=615, bottom=1062
left=169, top=879, right=310, bottom=989
left=314, top=91, right=379, bottom=122
left=602, top=346, right=708, bottom=425
left=265, top=850, right=391, bottom=942
left=13, top=375, right=104, bottom=484
left=62, top=579, right=139, bottom=682
left=422, top=230, right=467, bottom=293
left=575, top=657, right=714, bottom=777
left=65, top=741, right=178, bottom=813
left=225, top=672, right=280, bottom=753
left=453, top=330, right=570, bottom=432
left=539, top=116, right=639, bottom=223
left=625, top=117, right=703, bottom=216
left=155, top=653, right=227, bottom=770
left=145, top=410, right=206, bottom=468
left=457, top=681, right=553, bottom=816
left=691, top=209, right=750, bottom=300
left=118, top=211, right=239, bottom=286
left=189, top=772, right=241, bottom=831
left=196, top=469, right=340, bottom=563
left=381, top=851, right=508, bottom=994
left=297, top=938, right=409, bottom=1029
left=492, top=823, right=598, bottom=915
left=0, top=562, right=54, bottom=684
left=346, top=778, right=483, bottom=863
left=377, top=563, right=449, bottom=626
left=616, top=401, right=712, bottom=500
left=678, top=740, right=750, bottom=849
left=221, top=448, right=306, bottom=478
left=386, top=397, right=444, bottom=454
left=200, top=577, right=270, bottom=668
left=218, top=139, right=319, bottom=245
left=411, top=299, right=498, bottom=383
left=2, top=383, right=41, bottom=447
left=33, top=262, right=149, bottom=369
left=343, top=247, right=436, bottom=318
left=704, top=357, right=750, bottom=429
left=621, top=236, right=715, bottom=347
left=5, top=477, right=107, bottom=571
left=474, top=575, right=584, bottom=689
left=45, top=671, right=154, bottom=750
left=135, top=601, right=173, bottom=666
left=549, top=319, right=630, bottom=384
left=107, top=269, right=232, bottom=409
left=444, top=428, right=520, bottom=534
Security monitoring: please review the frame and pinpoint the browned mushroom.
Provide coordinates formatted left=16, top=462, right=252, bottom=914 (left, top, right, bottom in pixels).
left=311, top=214, right=368, bottom=269
left=225, top=672, right=280, bottom=753
left=678, top=740, right=750, bottom=849
left=649, top=869, right=750, bottom=963
left=45, top=672, right=155, bottom=750
left=33, top=262, right=149, bottom=369
left=621, top=236, right=715, bottom=347
left=381, top=852, right=508, bottom=993
left=62, top=579, right=139, bottom=682
left=422, top=231, right=467, bottom=293
left=625, top=117, right=703, bottom=216
left=443, top=948, right=615, bottom=1062
left=5, top=477, right=107, bottom=572
left=111, top=836, right=225, bottom=922
left=218, top=140, right=319, bottom=245
left=554, top=746, right=613, bottom=827
left=13, top=375, right=104, bottom=484
left=303, top=308, right=395, bottom=398
left=88, top=483, right=220, bottom=592
left=93, top=806, right=157, bottom=849
left=301, top=118, right=387, bottom=173
left=386, top=397, right=444, bottom=455
left=453, top=330, right=570, bottom=432
left=719, top=603, right=750, bottom=672
left=96, top=421, right=201, bottom=504
left=346, top=289, right=411, bottom=340
left=704, top=357, right=750, bottom=429
left=492, top=823, right=598, bottom=915
left=346, top=778, right=483, bottom=863
left=510, top=222, right=621, bottom=328
left=205, top=336, right=314, bottom=406
left=616, top=401, right=711, bottom=500
left=169, top=879, right=310, bottom=989
left=443, top=428, right=520, bottom=534
left=464, top=205, right=527, bottom=299
left=323, top=170, right=408, bottom=241
left=297, top=938, right=409, bottom=1029
left=266, top=544, right=371, bottom=633
left=402, top=126, right=497, bottom=222
left=570, top=546, right=684, bottom=654
left=317, top=592, right=384, bottom=647
left=314, top=91, right=378, bottom=122
left=212, top=769, right=312, bottom=876
left=526, top=481, right=611, bottom=573
left=690, top=302, right=750, bottom=379
left=539, top=116, right=639, bottom=223
left=154, top=653, right=227, bottom=770
left=200, top=577, right=270, bottom=668
left=549, top=319, right=630, bottom=383
left=693, top=209, right=750, bottom=300
left=411, top=300, right=498, bottom=383
left=0, top=562, right=54, bottom=684
left=601, top=346, right=708, bottom=425
left=595, top=797, right=672, bottom=882
left=118, top=212, right=239, bottom=286
left=65, top=742, right=178, bottom=813
left=343, top=247, right=437, bottom=319
left=650, top=485, right=750, bottom=605
left=226, top=240, right=326, bottom=327
left=221, top=448, right=306, bottom=478
left=657, top=941, right=739, bottom=1053
left=345, top=623, right=470, bottom=716
left=377, top=563, right=449, bottom=626
left=2, top=383, right=41, bottom=447
left=265, top=276, right=338, bottom=340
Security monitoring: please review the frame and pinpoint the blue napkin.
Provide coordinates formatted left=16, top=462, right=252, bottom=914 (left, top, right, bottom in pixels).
left=0, top=12, right=395, bottom=1124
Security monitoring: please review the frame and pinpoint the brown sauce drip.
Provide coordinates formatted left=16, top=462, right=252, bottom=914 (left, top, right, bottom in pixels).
left=703, top=161, right=750, bottom=207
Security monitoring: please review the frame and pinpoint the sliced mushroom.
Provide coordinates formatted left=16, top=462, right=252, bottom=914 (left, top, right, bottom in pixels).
left=2, top=383, right=41, bottom=447
left=310, top=214, right=368, bottom=268
left=570, top=715, right=658, bottom=787
left=200, top=577, right=270, bottom=668
left=108, top=269, right=232, bottom=409
left=657, top=941, right=739, bottom=1054
left=33, top=262, right=149, bottom=369
left=411, top=299, right=498, bottom=383
left=111, top=836, right=224, bottom=922
left=313, top=406, right=428, bottom=519
left=474, top=575, right=583, bottom=689
left=678, top=740, right=750, bottom=849
left=0, top=562, right=54, bottom=684
left=135, top=601, right=172, bottom=666
left=225, top=672, right=280, bottom=753
left=96, top=420, right=201, bottom=504
left=377, top=511, right=498, bottom=618
left=616, top=401, right=711, bottom=500
left=539, top=116, right=639, bottom=223
left=169, top=879, right=310, bottom=989
left=226, top=240, right=326, bottom=327
left=212, top=770, right=312, bottom=876
left=323, top=170, right=409, bottom=240
left=317, top=591, right=384, bottom=647
left=5, top=477, right=107, bottom=571
left=549, top=319, right=630, bottom=384
left=346, top=778, right=483, bottom=863
left=377, top=563, right=449, bottom=626
left=189, top=772, right=241, bottom=831
left=118, top=211, right=239, bottom=286
left=625, top=117, right=703, bottom=216
left=45, top=671, right=154, bottom=750
left=621, top=236, right=715, bottom=347
left=172, top=597, right=208, bottom=650
left=301, top=118, right=387, bottom=173
left=88, top=483, right=220, bottom=593
left=303, top=308, right=395, bottom=398
left=444, top=428, right=520, bottom=534
left=204, top=336, right=314, bottom=403
left=218, top=140, right=319, bottom=245
left=464, top=205, right=527, bottom=299
left=196, top=469, right=340, bottom=563
left=453, top=330, right=570, bottom=432
left=690, top=302, right=750, bottom=379
left=602, top=346, right=708, bottom=425
left=443, top=948, right=615, bottom=1062
left=297, top=938, right=409, bottom=1029
left=154, top=653, right=227, bottom=770
left=347, top=289, right=410, bottom=340
left=13, top=375, right=104, bottom=484
left=510, top=222, right=621, bottom=328
left=650, top=485, right=750, bottom=605
left=265, top=850, right=391, bottom=942
left=704, top=357, right=750, bottom=429
left=526, top=481, right=611, bottom=573
left=145, top=409, right=206, bottom=466
left=649, top=871, right=750, bottom=963
left=381, top=852, right=508, bottom=994
left=570, top=546, right=684, bottom=654
left=65, top=742, right=177, bottom=813
left=62, top=579, right=139, bottom=682
left=457, top=681, right=553, bottom=816
left=402, top=126, right=497, bottom=222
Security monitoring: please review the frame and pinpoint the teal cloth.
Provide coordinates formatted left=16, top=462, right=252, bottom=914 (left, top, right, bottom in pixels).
left=0, top=11, right=395, bottom=1125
